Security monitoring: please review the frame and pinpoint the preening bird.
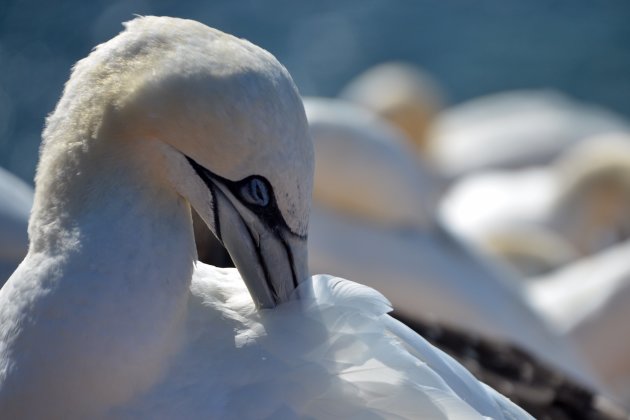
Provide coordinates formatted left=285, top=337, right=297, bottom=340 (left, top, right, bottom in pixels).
left=442, top=133, right=630, bottom=277
left=0, top=17, right=532, bottom=419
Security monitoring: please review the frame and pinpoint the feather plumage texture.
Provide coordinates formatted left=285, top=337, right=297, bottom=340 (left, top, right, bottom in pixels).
left=396, top=314, right=628, bottom=420
left=110, top=265, right=531, bottom=419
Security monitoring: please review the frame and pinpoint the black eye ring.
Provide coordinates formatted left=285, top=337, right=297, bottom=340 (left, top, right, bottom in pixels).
left=242, top=177, right=270, bottom=207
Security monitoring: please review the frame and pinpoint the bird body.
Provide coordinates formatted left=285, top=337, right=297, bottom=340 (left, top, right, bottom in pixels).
left=107, top=266, right=526, bottom=419
left=442, top=133, right=630, bottom=276
left=429, top=90, right=630, bottom=177
left=440, top=166, right=570, bottom=276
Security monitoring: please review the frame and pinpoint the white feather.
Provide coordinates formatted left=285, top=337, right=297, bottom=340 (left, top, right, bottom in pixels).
left=110, top=266, right=531, bottom=419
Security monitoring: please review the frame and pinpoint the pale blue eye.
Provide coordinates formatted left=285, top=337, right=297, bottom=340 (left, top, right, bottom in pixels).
left=243, top=177, right=269, bottom=206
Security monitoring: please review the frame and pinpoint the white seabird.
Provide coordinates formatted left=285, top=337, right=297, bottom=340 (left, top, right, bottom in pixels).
left=440, top=166, right=568, bottom=277
left=442, top=133, right=630, bottom=277
left=0, top=166, right=32, bottom=283
left=304, top=97, right=598, bottom=390
left=0, top=17, right=532, bottom=419
left=429, top=90, right=630, bottom=178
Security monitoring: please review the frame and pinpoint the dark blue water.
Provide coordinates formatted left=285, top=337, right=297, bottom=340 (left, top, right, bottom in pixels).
left=1, top=0, right=629, bottom=182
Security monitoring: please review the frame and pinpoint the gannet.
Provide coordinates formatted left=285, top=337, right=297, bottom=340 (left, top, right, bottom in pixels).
left=441, top=166, right=568, bottom=277
left=551, top=133, right=630, bottom=256
left=0, top=166, right=32, bottom=283
left=304, top=97, right=599, bottom=391
left=442, top=133, right=630, bottom=276
left=429, top=90, right=630, bottom=178
left=0, top=17, right=532, bottom=419
left=339, top=62, right=445, bottom=156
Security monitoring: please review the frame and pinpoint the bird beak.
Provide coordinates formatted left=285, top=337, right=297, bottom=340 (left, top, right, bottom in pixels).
left=186, top=157, right=308, bottom=308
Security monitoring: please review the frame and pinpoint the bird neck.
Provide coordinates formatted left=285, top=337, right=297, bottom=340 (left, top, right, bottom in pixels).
left=3, top=136, right=196, bottom=416
left=28, top=131, right=196, bottom=286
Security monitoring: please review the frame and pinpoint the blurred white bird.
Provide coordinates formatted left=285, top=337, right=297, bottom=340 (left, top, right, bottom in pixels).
left=304, top=97, right=599, bottom=390
left=442, top=133, right=630, bottom=277
left=527, top=238, right=630, bottom=405
left=0, top=17, right=532, bottom=419
left=429, top=90, right=630, bottom=178
left=0, top=166, right=32, bottom=283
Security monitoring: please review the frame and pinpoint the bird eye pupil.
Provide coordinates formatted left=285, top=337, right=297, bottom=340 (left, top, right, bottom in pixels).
left=246, top=178, right=269, bottom=206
